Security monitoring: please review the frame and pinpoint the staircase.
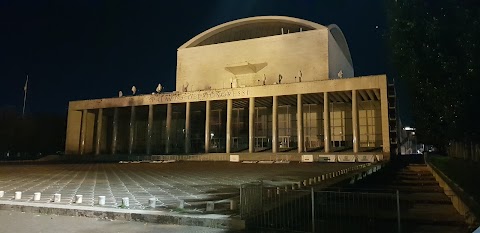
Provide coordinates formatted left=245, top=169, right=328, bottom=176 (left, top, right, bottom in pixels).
left=393, top=164, right=468, bottom=232
left=348, top=155, right=470, bottom=232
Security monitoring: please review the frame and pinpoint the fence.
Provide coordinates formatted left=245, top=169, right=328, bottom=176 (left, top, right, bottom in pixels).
left=240, top=182, right=401, bottom=233
left=447, top=141, right=480, bottom=162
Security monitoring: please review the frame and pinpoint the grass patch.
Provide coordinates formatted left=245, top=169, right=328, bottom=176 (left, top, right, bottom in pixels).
left=430, top=155, right=480, bottom=202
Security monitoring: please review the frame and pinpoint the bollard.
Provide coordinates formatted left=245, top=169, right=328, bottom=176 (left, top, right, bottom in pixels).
left=15, top=191, right=22, bottom=200
left=206, top=201, right=214, bottom=211
left=98, top=196, right=106, bottom=206
left=276, top=187, right=280, bottom=195
left=122, top=197, right=129, bottom=207
left=230, top=200, right=238, bottom=210
left=53, top=193, right=61, bottom=203
left=0, top=191, right=4, bottom=198
left=321, top=175, right=325, bottom=180
left=75, top=195, right=83, bottom=204
left=309, top=178, right=313, bottom=185
left=178, top=200, right=185, bottom=209
left=303, top=180, right=307, bottom=187
left=313, top=177, right=317, bottom=183
left=148, top=198, right=156, bottom=208
left=33, top=192, right=41, bottom=201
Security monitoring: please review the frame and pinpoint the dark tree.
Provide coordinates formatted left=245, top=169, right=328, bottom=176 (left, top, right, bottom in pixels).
left=387, top=0, right=480, bottom=149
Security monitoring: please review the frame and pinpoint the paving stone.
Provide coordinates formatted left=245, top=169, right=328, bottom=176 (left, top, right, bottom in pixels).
left=0, top=162, right=358, bottom=210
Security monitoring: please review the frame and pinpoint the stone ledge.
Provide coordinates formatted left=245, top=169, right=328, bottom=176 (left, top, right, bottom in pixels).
left=427, top=160, right=480, bottom=227
left=0, top=200, right=245, bottom=231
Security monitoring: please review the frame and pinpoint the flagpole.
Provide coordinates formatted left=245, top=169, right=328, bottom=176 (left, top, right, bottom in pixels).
left=22, top=74, right=28, bottom=118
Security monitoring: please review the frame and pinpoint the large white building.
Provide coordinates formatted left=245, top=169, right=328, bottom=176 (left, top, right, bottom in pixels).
left=65, top=16, right=395, bottom=162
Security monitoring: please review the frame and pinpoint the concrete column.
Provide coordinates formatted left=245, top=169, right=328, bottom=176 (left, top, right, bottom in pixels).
left=95, top=108, right=103, bottom=155
left=128, top=106, right=136, bottom=155
left=111, top=108, right=118, bottom=154
left=205, top=101, right=211, bottom=153
left=272, top=96, right=278, bottom=153
left=80, top=109, right=88, bottom=155
left=146, top=104, right=154, bottom=155
left=324, top=93, right=331, bottom=153
left=297, top=94, right=304, bottom=153
left=248, top=97, right=255, bottom=153
left=165, top=103, right=172, bottom=154
left=352, top=90, right=360, bottom=153
left=226, top=99, right=233, bottom=153
left=185, top=102, right=191, bottom=154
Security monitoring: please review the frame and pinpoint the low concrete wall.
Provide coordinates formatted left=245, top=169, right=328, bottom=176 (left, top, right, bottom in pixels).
left=61, top=153, right=383, bottom=163
left=427, top=161, right=480, bottom=226
left=0, top=200, right=245, bottom=230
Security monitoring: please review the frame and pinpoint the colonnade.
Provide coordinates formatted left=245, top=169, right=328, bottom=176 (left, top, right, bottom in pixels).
left=79, top=91, right=365, bottom=155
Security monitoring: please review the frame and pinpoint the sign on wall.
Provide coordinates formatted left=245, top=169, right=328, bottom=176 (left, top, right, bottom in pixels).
left=230, top=154, right=240, bottom=162
left=319, top=155, right=336, bottom=162
left=337, top=155, right=356, bottom=162
left=357, top=154, right=375, bottom=163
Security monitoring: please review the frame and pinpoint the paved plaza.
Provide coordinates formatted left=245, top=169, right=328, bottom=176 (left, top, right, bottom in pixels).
left=0, top=162, right=356, bottom=211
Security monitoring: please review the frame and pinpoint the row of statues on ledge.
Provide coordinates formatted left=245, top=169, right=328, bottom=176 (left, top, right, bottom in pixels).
left=117, top=69, right=344, bottom=97
left=118, top=83, right=164, bottom=97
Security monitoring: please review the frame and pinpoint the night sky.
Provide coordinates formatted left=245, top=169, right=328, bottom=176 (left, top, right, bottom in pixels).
left=1, top=1, right=403, bottom=120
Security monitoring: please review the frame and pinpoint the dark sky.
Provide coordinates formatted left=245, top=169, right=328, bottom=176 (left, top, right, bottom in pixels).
left=1, top=0, right=406, bottom=121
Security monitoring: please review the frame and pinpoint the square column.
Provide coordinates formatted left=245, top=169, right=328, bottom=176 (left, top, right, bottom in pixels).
left=226, top=99, right=233, bottom=153
left=165, top=103, right=172, bottom=154
left=272, top=96, right=278, bottom=153
left=249, top=97, right=255, bottom=153
left=323, top=93, right=331, bottom=153
left=128, top=106, right=136, bottom=155
left=80, top=109, right=88, bottom=155
left=111, top=107, right=118, bottom=154
left=297, top=94, right=304, bottom=153
left=95, top=108, right=103, bottom=155
left=205, top=101, right=211, bottom=153
left=352, top=90, right=360, bottom=153
left=146, top=104, right=154, bottom=155
left=185, top=102, right=191, bottom=154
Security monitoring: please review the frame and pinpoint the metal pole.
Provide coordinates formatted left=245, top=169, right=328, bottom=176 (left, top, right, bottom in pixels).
left=311, top=187, right=315, bottom=233
left=22, top=74, right=29, bottom=118
left=396, top=190, right=401, bottom=233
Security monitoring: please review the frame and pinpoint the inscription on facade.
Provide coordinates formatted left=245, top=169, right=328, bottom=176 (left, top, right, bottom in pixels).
left=158, top=89, right=250, bottom=102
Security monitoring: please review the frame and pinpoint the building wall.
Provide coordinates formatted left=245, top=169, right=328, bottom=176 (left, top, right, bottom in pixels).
left=65, top=110, right=82, bottom=154
left=176, top=29, right=329, bottom=92
left=84, top=111, right=96, bottom=154
left=328, top=32, right=354, bottom=79
left=359, top=101, right=382, bottom=148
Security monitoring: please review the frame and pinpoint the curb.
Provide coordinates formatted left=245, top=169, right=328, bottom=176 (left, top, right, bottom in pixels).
left=0, top=200, right=245, bottom=231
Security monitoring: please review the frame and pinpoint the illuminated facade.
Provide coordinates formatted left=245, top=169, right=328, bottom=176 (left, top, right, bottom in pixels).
left=65, top=16, right=393, bottom=161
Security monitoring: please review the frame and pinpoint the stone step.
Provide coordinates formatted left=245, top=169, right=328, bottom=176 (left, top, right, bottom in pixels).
left=395, top=175, right=436, bottom=181
left=402, top=204, right=466, bottom=226
left=392, top=180, right=439, bottom=186
left=400, top=193, right=452, bottom=204
left=402, top=224, right=470, bottom=233
left=386, top=186, right=444, bottom=193
left=397, top=172, right=433, bottom=177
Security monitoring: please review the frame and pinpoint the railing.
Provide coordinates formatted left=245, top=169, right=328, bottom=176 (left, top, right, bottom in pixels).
left=255, top=137, right=270, bottom=148
left=448, top=141, right=480, bottom=162
left=240, top=183, right=401, bottom=233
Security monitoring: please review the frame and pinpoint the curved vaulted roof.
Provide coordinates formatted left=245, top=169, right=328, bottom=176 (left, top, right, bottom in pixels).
left=327, top=24, right=353, bottom=67
left=179, top=16, right=352, bottom=67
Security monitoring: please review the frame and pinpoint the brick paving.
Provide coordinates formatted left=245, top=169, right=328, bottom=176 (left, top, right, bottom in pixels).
left=0, top=162, right=356, bottom=210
